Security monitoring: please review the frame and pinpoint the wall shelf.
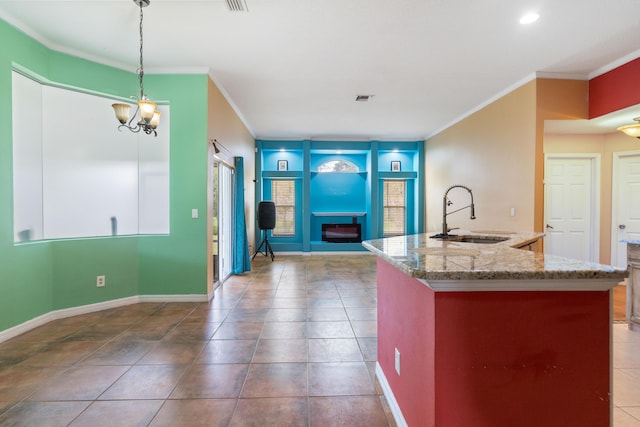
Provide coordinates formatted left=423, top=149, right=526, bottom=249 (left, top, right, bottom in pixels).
left=262, top=171, right=304, bottom=179
left=378, top=171, right=417, bottom=179
left=312, top=212, right=366, bottom=217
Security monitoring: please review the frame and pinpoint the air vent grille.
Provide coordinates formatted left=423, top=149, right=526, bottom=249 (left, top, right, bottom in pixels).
left=225, top=0, right=248, bottom=12
left=355, top=95, right=374, bottom=102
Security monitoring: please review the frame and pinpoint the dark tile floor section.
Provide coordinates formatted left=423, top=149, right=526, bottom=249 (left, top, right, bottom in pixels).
left=0, top=254, right=395, bottom=426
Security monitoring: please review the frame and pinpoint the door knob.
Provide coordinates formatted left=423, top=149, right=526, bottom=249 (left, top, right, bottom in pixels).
left=619, top=224, right=626, bottom=230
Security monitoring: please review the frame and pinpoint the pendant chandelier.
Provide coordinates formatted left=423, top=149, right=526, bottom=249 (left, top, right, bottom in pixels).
left=112, top=0, right=161, bottom=137
left=618, top=117, right=640, bottom=139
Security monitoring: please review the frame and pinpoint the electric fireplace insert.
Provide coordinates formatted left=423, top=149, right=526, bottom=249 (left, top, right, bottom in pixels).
left=322, top=223, right=362, bottom=243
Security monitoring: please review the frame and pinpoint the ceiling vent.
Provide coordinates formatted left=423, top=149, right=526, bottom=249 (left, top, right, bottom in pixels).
left=225, top=0, right=248, bottom=12
left=355, top=95, right=374, bottom=102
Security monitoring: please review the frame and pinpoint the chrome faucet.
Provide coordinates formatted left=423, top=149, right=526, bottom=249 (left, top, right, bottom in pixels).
left=433, top=185, right=476, bottom=238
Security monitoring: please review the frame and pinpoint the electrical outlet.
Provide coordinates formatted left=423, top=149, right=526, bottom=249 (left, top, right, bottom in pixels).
left=96, top=275, right=105, bottom=287
left=395, top=348, right=401, bottom=375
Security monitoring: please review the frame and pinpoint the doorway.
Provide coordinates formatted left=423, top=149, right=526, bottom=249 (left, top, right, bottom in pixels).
left=209, top=145, right=235, bottom=293
left=544, top=154, right=600, bottom=262
left=611, top=151, right=640, bottom=269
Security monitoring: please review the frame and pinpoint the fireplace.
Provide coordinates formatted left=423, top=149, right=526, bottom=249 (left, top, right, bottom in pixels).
left=322, top=223, right=362, bottom=243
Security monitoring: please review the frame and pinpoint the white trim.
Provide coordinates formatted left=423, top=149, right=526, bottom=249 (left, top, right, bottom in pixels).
left=426, top=71, right=592, bottom=140
left=536, top=71, right=588, bottom=80
left=611, top=150, right=640, bottom=268
left=146, top=66, right=210, bottom=75
left=207, top=71, right=256, bottom=139
left=375, top=362, right=408, bottom=427
left=544, top=153, right=601, bottom=263
left=421, top=278, right=621, bottom=292
left=137, top=294, right=209, bottom=303
left=425, top=73, right=537, bottom=139
left=0, top=294, right=208, bottom=343
left=589, top=49, right=640, bottom=80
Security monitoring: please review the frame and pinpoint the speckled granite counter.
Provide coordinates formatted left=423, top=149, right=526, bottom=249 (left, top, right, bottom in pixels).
left=363, top=231, right=627, bottom=288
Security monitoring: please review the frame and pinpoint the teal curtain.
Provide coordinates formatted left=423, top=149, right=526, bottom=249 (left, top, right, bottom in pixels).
left=232, top=157, right=251, bottom=273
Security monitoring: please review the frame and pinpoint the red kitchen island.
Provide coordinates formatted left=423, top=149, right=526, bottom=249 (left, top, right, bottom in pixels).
left=363, top=232, right=627, bottom=427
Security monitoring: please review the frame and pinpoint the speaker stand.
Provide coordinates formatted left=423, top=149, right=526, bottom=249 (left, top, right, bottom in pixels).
left=252, top=229, right=274, bottom=261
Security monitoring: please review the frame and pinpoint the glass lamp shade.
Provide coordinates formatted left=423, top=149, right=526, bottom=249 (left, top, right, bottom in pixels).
left=150, top=111, right=161, bottom=129
left=112, top=103, right=131, bottom=124
left=138, top=99, right=157, bottom=122
left=618, top=123, right=640, bottom=139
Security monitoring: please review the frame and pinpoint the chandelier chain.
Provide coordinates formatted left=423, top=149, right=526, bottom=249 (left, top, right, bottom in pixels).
left=138, top=3, right=144, bottom=99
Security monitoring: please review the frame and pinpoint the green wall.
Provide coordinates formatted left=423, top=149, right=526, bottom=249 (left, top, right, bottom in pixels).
left=0, top=19, right=209, bottom=332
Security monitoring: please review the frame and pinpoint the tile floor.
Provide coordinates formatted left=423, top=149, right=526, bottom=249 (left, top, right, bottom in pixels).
left=0, top=254, right=638, bottom=426
left=0, top=255, right=392, bottom=426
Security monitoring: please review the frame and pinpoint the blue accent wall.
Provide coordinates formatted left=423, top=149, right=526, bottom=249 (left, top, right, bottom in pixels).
left=255, top=139, right=424, bottom=252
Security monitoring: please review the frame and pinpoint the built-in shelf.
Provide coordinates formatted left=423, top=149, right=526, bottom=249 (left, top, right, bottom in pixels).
left=262, top=171, right=304, bottom=179
left=312, top=212, right=367, bottom=217
left=378, top=171, right=417, bottom=179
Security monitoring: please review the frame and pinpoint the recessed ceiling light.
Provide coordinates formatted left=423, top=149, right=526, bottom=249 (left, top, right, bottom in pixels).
left=519, top=12, right=539, bottom=24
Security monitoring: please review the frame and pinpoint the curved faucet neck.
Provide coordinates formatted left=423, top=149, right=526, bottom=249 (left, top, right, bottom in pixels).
left=441, top=185, right=476, bottom=236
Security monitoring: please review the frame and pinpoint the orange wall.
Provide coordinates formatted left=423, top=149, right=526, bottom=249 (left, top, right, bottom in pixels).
left=535, top=79, right=589, bottom=232
left=425, top=78, right=588, bottom=236
left=207, top=77, right=255, bottom=289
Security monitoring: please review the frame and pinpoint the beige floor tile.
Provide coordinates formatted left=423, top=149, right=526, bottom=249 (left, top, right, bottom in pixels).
left=0, top=401, right=90, bottom=427
left=614, top=408, right=640, bottom=427
left=28, top=365, right=129, bottom=401
left=307, top=321, right=355, bottom=338
left=69, top=400, right=163, bottom=427
left=241, top=363, right=308, bottom=397
left=149, top=399, right=236, bottom=427
left=309, top=396, right=390, bottom=427
left=252, top=339, right=308, bottom=363
left=212, top=322, right=264, bottom=340
left=309, top=362, right=376, bottom=396
left=196, top=339, right=257, bottom=364
left=80, top=340, right=155, bottom=365
left=309, top=338, right=363, bottom=362
left=260, top=321, right=307, bottom=339
left=99, top=365, right=186, bottom=400
left=230, top=397, right=308, bottom=426
left=170, top=364, right=249, bottom=398
left=615, top=369, right=640, bottom=406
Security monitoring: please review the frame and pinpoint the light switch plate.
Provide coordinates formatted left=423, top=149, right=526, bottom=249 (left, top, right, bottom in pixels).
left=192, top=209, right=198, bottom=219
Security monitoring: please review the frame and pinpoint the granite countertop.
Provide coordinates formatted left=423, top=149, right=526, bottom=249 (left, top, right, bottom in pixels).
left=622, top=239, right=640, bottom=245
left=362, top=231, right=628, bottom=282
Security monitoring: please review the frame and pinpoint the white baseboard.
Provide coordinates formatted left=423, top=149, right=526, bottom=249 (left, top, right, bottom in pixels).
left=376, top=362, right=408, bottom=427
left=137, top=294, right=209, bottom=303
left=0, top=293, right=208, bottom=343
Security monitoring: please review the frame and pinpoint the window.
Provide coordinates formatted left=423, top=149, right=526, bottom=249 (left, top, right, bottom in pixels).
left=12, top=70, right=170, bottom=242
left=272, top=180, right=295, bottom=236
left=317, top=160, right=359, bottom=172
left=383, top=180, right=406, bottom=236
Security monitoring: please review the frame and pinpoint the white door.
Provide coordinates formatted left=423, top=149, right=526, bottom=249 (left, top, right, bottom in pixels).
left=544, top=155, right=599, bottom=262
left=612, top=152, right=640, bottom=268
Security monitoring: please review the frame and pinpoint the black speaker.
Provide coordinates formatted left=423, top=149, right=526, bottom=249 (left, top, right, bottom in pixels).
left=257, top=201, right=276, bottom=230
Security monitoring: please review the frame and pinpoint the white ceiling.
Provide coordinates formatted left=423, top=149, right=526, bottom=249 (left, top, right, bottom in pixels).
left=2, top=0, right=640, bottom=140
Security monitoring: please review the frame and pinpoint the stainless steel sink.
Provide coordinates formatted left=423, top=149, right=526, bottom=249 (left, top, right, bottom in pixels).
left=435, top=235, right=510, bottom=244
